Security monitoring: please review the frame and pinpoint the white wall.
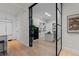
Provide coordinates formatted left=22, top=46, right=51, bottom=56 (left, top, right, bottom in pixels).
left=0, top=12, right=17, bottom=40
left=63, top=3, right=79, bottom=51
left=16, top=8, right=29, bottom=46
left=12, top=20, right=17, bottom=39
left=0, top=4, right=31, bottom=47
left=11, top=4, right=32, bottom=47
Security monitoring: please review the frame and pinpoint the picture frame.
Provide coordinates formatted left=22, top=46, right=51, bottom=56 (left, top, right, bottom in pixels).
left=67, top=14, right=79, bottom=32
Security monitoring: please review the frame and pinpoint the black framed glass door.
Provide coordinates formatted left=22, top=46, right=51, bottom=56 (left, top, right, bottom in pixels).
left=29, top=3, right=62, bottom=56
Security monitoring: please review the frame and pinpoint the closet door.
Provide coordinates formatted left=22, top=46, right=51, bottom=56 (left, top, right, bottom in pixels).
left=0, top=22, right=6, bottom=35
left=6, top=22, right=13, bottom=40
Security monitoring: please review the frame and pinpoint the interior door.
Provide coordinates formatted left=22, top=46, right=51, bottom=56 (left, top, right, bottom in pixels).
left=0, top=22, right=6, bottom=35
left=6, top=22, right=13, bottom=40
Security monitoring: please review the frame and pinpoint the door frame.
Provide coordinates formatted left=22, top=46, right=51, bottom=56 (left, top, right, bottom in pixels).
left=29, top=3, right=38, bottom=47
left=29, top=3, right=62, bottom=56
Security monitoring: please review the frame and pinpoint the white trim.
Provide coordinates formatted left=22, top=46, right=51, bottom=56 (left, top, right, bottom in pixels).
left=63, top=47, right=79, bottom=53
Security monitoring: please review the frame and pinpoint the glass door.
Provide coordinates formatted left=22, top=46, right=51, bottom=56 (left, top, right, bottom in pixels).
left=29, top=3, right=62, bottom=56
left=56, top=3, right=62, bottom=56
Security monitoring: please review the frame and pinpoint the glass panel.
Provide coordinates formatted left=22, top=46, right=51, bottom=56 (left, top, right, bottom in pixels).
left=57, top=25, right=61, bottom=40
left=57, top=3, right=61, bottom=13
left=57, top=25, right=61, bottom=54
left=57, top=3, right=62, bottom=55
left=57, top=39, right=61, bottom=54
left=33, top=3, right=56, bottom=56
left=57, top=10, right=61, bottom=24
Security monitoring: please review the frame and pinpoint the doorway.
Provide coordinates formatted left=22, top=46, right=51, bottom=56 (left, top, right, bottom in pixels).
left=29, top=3, right=62, bottom=56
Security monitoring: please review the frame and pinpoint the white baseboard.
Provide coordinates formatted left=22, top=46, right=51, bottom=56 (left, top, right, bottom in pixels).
left=63, top=47, right=79, bottom=53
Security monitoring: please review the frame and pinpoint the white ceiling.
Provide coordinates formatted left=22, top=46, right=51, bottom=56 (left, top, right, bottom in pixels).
left=0, top=3, right=32, bottom=17
left=33, top=3, right=56, bottom=23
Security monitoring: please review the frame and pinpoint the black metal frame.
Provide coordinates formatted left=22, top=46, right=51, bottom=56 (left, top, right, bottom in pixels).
left=56, top=3, right=57, bottom=56
left=61, top=3, right=63, bottom=55
left=29, top=3, right=38, bottom=47
left=29, top=3, right=62, bottom=56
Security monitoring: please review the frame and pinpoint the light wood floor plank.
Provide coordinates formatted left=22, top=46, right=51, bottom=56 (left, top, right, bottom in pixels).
left=7, top=40, right=56, bottom=56
left=7, top=40, right=79, bottom=56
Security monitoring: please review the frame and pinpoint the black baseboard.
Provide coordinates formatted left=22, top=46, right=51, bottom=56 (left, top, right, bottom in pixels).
left=8, top=39, right=12, bottom=41
left=8, top=39, right=16, bottom=41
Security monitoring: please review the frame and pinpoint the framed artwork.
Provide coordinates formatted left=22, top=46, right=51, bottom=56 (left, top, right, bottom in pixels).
left=67, top=14, right=79, bottom=32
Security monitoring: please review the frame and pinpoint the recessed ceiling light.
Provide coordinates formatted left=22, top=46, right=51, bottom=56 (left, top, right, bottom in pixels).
left=45, top=12, right=51, bottom=17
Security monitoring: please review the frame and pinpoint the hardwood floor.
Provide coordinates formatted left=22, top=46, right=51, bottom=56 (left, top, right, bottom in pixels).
left=60, top=49, right=79, bottom=56
left=7, top=39, right=56, bottom=56
left=6, top=40, right=79, bottom=56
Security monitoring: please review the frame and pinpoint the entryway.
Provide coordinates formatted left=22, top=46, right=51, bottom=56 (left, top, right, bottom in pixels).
left=29, top=3, right=62, bottom=56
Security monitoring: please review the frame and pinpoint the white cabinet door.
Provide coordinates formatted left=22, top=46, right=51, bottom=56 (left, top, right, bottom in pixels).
left=0, top=22, right=6, bottom=35
left=6, top=22, right=13, bottom=35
